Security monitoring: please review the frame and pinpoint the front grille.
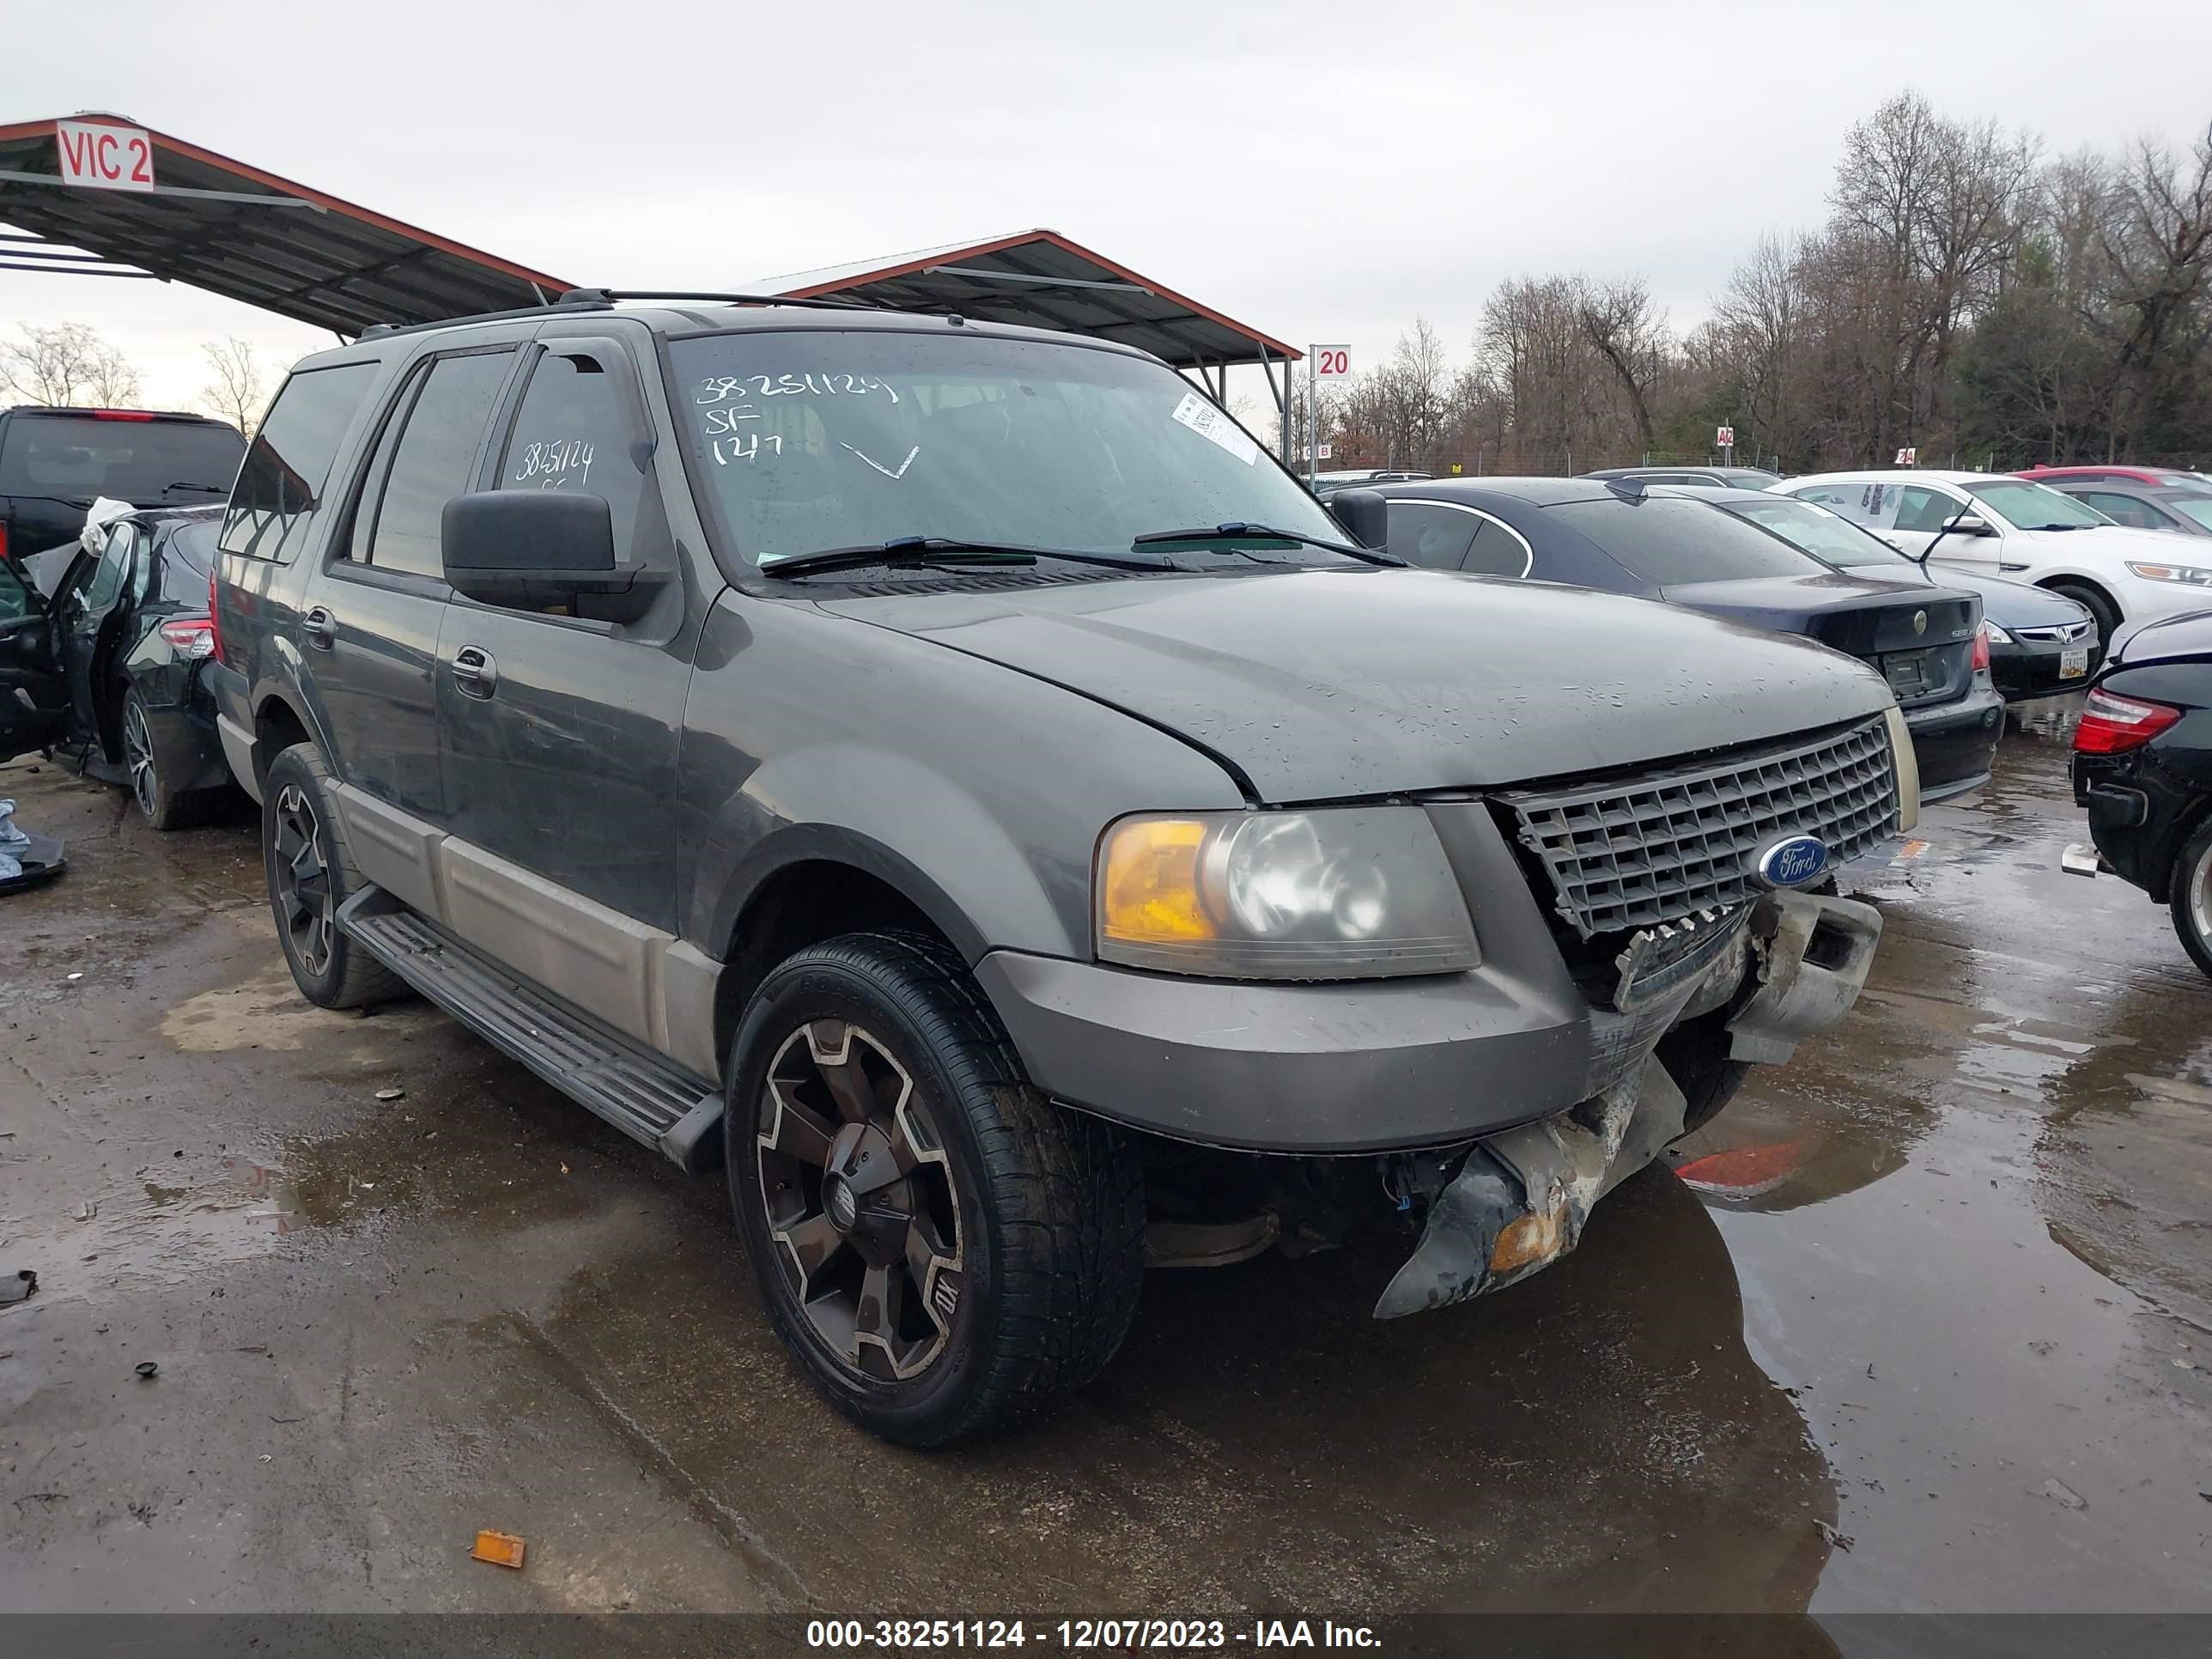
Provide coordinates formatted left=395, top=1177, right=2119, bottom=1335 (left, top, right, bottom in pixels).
left=2015, top=621, right=2095, bottom=644
left=1499, top=718, right=1899, bottom=939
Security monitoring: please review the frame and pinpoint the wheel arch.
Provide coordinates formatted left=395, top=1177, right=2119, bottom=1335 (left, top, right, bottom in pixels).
left=249, top=688, right=315, bottom=795
left=2033, top=572, right=2119, bottom=625
left=708, top=832, right=992, bottom=1080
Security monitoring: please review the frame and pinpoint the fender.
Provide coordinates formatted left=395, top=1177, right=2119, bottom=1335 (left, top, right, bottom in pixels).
left=690, top=741, right=1081, bottom=964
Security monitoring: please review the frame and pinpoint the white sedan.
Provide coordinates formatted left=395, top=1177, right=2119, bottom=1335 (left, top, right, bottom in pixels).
left=1772, top=471, right=2212, bottom=651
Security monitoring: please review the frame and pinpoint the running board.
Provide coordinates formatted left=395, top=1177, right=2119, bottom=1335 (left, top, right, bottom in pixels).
left=337, top=888, right=724, bottom=1173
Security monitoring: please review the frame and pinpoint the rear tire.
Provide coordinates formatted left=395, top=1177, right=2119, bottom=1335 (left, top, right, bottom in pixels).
left=2047, top=581, right=2120, bottom=659
left=2172, top=817, right=2212, bottom=981
left=262, top=743, right=402, bottom=1010
left=122, top=688, right=195, bottom=831
left=727, top=929, right=1146, bottom=1447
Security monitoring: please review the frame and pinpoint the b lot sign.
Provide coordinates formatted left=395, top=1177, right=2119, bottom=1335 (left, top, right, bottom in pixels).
left=56, top=119, right=155, bottom=191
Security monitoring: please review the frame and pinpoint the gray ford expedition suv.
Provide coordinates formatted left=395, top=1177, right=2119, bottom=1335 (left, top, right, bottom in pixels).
left=206, top=294, right=1915, bottom=1444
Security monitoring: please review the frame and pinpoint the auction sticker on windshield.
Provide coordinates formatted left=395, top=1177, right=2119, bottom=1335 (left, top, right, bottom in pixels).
left=1170, top=392, right=1259, bottom=466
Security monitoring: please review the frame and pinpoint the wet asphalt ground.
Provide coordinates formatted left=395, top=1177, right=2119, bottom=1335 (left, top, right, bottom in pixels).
left=3, top=702, right=2209, bottom=1619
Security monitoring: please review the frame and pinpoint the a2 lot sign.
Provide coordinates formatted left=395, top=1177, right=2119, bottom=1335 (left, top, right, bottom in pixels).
left=55, top=120, right=155, bottom=191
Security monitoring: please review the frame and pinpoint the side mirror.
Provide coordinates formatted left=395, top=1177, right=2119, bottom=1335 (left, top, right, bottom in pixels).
left=1328, top=488, right=1390, bottom=551
left=1951, top=513, right=1994, bottom=538
left=441, top=490, right=663, bottom=623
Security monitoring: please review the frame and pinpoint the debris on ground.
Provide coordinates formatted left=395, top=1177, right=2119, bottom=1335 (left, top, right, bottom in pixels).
left=374, top=1088, right=406, bottom=1103
left=2041, top=1479, right=2088, bottom=1511
left=1, top=1270, right=37, bottom=1305
left=471, top=1529, right=527, bottom=1570
left=135, top=1361, right=159, bottom=1380
left=1814, top=1520, right=1856, bottom=1552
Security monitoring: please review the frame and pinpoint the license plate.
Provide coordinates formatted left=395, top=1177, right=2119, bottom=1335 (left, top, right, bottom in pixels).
left=2060, top=647, right=2089, bottom=679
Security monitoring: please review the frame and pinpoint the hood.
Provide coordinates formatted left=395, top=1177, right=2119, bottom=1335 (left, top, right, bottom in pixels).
left=1908, top=566, right=2087, bottom=627
left=1658, top=572, right=1979, bottom=657
left=2115, top=607, right=2212, bottom=666
left=820, top=568, right=1894, bottom=802
left=2020, top=523, right=2194, bottom=560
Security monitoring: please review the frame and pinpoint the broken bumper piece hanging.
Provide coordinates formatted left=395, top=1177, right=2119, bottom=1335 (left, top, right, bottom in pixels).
left=1376, top=888, right=1882, bottom=1318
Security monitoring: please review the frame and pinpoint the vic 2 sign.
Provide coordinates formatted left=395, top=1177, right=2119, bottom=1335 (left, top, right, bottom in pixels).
left=56, top=121, right=155, bottom=191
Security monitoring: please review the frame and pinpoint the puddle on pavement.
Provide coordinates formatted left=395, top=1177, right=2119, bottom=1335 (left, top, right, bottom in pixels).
left=494, top=1162, right=1839, bottom=1614
left=157, top=963, right=443, bottom=1055
left=1674, top=726, right=2212, bottom=1612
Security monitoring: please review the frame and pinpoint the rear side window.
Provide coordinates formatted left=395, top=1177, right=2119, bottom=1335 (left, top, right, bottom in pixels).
left=222, top=363, right=377, bottom=562
left=0, top=415, right=243, bottom=507
left=1545, top=496, right=1815, bottom=585
left=357, top=351, right=514, bottom=580
left=0, top=556, right=36, bottom=623
left=1387, top=501, right=1479, bottom=569
left=495, top=349, right=645, bottom=559
left=2078, top=490, right=2164, bottom=530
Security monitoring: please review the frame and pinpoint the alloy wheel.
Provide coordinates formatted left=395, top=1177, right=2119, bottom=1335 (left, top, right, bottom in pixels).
left=2191, top=840, right=2212, bottom=956
left=123, top=699, right=160, bottom=822
left=756, top=1019, right=964, bottom=1382
left=272, top=783, right=334, bottom=975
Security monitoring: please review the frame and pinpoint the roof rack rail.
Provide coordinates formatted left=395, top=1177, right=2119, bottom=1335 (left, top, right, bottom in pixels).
left=556, top=288, right=883, bottom=313
left=356, top=294, right=612, bottom=341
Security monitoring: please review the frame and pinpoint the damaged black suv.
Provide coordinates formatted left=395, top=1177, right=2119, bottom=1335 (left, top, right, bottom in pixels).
left=202, top=292, right=1914, bottom=1443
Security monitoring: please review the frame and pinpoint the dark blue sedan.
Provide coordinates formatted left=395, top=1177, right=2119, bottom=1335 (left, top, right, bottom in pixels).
left=1346, top=476, right=2005, bottom=803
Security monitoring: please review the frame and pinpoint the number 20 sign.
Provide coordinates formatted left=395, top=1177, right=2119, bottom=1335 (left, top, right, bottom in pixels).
left=1312, top=345, right=1352, bottom=378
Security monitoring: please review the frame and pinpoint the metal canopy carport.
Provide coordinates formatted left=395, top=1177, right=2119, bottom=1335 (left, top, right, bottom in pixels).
left=761, top=229, right=1301, bottom=452
left=0, top=112, right=572, bottom=336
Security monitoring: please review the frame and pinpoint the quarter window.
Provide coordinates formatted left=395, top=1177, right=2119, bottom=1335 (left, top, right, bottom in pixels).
left=360, top=351, right=514, bottom=580
left=496, top=349, right=644, bottom=560
left=221, top=362, right=377, bottom=563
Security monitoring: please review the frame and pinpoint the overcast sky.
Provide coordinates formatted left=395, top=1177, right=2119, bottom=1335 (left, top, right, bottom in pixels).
left=7, top=0, right=2211, bottom=417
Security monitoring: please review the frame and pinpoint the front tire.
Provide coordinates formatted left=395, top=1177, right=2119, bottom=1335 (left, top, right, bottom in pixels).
left=261, top=743, right=402, bottom=1010
left=727, top=930, right=1146, bottom=1447
left=1658, top=1010, right=1753, bottom=1137
left=2172, top=817, right=2212, bottom=981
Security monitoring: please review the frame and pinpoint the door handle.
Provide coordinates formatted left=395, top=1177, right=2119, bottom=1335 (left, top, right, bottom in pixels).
left=301, top=607, right=337, bottom=649
left=451, top=646, right=497, bottom=699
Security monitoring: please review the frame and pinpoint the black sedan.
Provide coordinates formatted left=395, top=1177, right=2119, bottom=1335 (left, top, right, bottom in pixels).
left=1687, top=488, right=2103, bottom=700
left=1341, top=477, right=2004, bottom=802
left=2065, top=610, right=2212, bottom=977
left=0, top=504, right=235, bottom=828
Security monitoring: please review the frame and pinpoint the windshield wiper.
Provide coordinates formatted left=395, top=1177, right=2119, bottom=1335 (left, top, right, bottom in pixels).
left=161, top=479, right=227, bottom=497
left=1132, top=522, right=1403, bottom=567
left=762, top=536, right=1174, bottom=579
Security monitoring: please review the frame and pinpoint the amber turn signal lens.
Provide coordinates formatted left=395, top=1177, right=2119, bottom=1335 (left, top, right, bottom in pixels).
left=1098, top=817, right=1215, bottom=944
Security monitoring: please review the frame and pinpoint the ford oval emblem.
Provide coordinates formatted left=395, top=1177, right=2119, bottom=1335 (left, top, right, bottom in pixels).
left=1753, top=834, right=1829, bottom=890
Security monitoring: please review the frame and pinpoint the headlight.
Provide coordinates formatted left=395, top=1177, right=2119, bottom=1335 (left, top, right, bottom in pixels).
left=2126, top=560, right=2212, bottom=586
left=1096, top=807, right=1479, bottom=980
left=1982, top=620, right=2014, bottom=645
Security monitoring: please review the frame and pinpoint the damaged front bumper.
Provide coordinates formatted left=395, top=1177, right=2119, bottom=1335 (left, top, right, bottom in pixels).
left=1375, top=887, right=1882, bottom=1318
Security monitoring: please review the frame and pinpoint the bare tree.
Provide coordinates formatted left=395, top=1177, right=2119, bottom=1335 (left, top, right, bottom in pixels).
left=0, top=321, right=142, bottom=407
left=1576, top=276, right=1668, bottom=456
left=198, top=337, right=267, bottom=434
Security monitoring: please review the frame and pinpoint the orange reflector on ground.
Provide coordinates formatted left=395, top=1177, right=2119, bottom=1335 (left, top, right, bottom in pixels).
left=471, top=1529, right=526, bottom=1570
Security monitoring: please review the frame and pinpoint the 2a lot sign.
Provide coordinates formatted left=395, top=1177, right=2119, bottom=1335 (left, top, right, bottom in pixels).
left=55, top=120, right=155, bottom=191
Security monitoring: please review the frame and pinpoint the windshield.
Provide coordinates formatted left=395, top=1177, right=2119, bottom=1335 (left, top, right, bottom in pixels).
left=1718, top=496, right=1915, bottom=569
left=670, top=330, right=1345, bottom=566
left=1963, top=479, right=2109, bottom=531
left=0, top=416, right=243, bottom=505
left=1547, top=495, right=1821, bottom=585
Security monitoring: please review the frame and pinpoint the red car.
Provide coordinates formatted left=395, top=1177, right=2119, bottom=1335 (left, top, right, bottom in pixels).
left=2018, top=464, right=2209, bottom=489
